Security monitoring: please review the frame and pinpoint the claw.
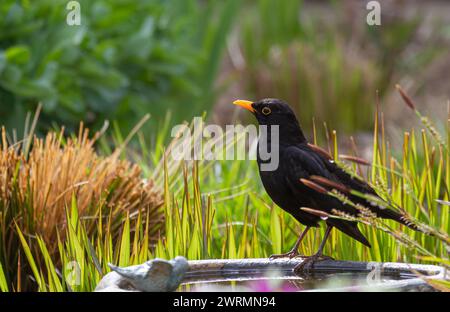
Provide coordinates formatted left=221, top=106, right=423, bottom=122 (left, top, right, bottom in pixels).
left=293, top=254, right=334, bottom=275
left=269, top=250, right=306, bottom=260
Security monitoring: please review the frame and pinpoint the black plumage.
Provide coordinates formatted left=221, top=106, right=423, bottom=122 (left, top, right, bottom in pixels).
left=233, top=98, right=420, bottom=272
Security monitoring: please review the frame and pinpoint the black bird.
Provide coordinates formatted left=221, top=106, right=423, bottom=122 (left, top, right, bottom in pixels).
left=233, top=98, right=420, bottom=272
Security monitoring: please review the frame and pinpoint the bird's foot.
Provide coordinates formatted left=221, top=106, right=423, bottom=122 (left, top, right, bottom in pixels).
left=269, top=250, right=306, bottom=260
left=293, top=254, right=334, bottom=275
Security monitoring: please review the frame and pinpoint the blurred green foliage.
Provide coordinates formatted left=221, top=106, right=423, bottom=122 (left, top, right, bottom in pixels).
left=0, top=0, right=445, bottom=136
left=0, top=0, right=238, bottom=134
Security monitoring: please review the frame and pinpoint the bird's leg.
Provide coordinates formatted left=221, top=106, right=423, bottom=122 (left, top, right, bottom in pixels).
left=293, top=225, right=334, bottom=274
left=269, top=226, right=310, bottom=260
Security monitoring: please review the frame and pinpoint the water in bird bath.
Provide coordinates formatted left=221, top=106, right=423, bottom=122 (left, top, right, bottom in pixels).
left=181, top=270, right=423, bottom=292
left=180, top=259, right=443, bottom=292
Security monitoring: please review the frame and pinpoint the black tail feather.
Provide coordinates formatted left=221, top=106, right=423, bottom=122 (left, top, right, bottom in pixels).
left=379, top=208, right=423, bottom=232
left=329, top=220, right=372, bottom=248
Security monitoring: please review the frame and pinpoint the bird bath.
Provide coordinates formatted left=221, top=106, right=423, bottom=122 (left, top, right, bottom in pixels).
left=181, top=258, right=446, bottom=292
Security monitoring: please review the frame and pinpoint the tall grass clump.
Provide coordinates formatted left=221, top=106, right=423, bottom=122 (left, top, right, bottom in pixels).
left=0, top=124, right=163, bottom=291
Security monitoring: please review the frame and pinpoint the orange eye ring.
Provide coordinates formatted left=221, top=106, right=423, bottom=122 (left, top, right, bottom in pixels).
left=262, top=107, right=271, bottom=115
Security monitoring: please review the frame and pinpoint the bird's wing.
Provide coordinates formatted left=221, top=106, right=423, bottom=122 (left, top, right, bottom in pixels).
left=306, top=145, right=388, bottom=207
left=283, top=145, right=357, bottom=215
left=283, top=145, right=373, bottom=247
left=301, top=145, right=416, bottom=229
left=148, top=259, right=173, bottom=278
left=321, top=156, right=377, bottom=195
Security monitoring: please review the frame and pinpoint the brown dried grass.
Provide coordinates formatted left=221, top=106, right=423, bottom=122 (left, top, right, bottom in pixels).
left=0, top=124, right=163, bottom=248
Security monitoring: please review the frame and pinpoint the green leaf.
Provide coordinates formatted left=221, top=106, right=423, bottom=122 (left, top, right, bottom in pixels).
left=118, top=215, right=130, bottom=267
left=5, top=45, right=30, bottom=65
left=14, top=223, right=43, bottom=290
left=0, top=262, right=9, bottom=292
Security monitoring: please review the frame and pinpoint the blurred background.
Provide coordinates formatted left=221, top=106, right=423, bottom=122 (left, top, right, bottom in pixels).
left=0, top=0, right=449, bottom=140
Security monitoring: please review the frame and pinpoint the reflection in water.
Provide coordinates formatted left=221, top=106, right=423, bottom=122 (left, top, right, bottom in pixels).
left=180, top=270, right=418, bottom=292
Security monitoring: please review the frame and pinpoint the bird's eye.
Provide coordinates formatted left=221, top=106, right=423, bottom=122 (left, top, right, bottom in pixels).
left=262, top=107, right=271, bottom=115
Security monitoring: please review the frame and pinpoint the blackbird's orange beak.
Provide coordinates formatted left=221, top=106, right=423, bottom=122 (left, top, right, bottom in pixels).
left=233, top=100, right=255, bottom=113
